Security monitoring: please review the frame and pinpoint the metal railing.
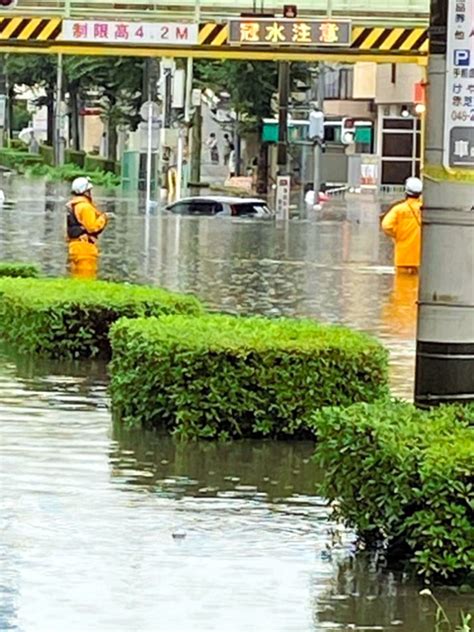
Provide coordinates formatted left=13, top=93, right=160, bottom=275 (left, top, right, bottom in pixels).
left=8, top=0, right=429, bottom=24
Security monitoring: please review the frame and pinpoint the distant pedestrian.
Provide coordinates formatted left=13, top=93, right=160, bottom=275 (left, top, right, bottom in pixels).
left=206, top=132, right=219, bottom=165
left=228, top=143, right=236, bottom=177
left=382, top=176, right=422, bottom=273
left=223, top=133, right=232, bottom=166
left=28, top=131, right=39, bottom=155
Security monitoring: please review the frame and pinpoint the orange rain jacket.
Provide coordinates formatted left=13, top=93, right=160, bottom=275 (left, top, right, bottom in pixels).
left=67, top=195, right=108, bottom=279
left=382, top=196, right=422, bottom=269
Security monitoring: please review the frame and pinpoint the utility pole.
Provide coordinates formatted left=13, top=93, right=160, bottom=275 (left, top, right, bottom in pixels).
left=415, top=0, right=474, bottom=406
left=190, top=96, right=202, bottom=191
left=277, top=60, right=289, bottom=172
left=54, top=53, right=64, bottom=166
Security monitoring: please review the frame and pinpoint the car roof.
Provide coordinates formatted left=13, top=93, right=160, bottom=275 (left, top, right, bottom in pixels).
left=171, top=196, right=268, bottom=205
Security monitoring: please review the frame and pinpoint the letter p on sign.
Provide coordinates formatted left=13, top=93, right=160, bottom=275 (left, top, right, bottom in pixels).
left=454, top=49, right=470, bottom=66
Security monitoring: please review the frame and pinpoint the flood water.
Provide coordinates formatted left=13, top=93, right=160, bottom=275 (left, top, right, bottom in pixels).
left=0, top=177, right=471, bottom=631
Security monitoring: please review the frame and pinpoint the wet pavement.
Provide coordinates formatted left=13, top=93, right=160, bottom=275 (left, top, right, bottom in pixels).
left=0, top=176, right=471, bottom=631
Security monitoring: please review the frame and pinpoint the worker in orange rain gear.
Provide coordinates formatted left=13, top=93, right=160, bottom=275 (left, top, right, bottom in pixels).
left=382, top=177, right=423, bottom=274
left=67, top=177, right=108, bottom=279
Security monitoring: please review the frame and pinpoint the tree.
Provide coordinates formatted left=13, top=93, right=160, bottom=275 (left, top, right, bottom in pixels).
left=6, top=55, right=57, bottom=144
left=195, top=60, right=278, bottom=132
left=65, top=56, right=143, bottom=159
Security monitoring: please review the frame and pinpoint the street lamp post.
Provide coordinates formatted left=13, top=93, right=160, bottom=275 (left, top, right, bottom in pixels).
left=414, top=0, right=474, bottom=406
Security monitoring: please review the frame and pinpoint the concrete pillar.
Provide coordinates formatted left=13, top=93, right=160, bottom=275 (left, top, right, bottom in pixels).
left=415, top=0, right=474, bottom=405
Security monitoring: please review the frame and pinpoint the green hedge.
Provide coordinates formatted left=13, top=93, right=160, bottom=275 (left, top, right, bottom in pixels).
left=84, top=155, right=117, bottom=175
left=313, top=400, right=474, bottom=582
left=8, top=139, right=27, bottom=151
left=109, top=314, right=389, bottom=439
left=65, top=149, right=86, bottom=168
left=0, top=278, right=203, bottom=359
left=0, top=262, right=40, bottom=278
left=0, top=149, right=43, bottom=171
left=39, top=144, right=54, bottom=166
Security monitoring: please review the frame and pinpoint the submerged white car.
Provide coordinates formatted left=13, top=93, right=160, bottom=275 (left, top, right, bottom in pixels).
left=165, top=196, right=275, bottom=219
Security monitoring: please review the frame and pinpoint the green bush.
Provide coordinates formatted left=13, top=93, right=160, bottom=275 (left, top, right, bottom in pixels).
left=65, top=149, right=86, bottom=168
left=0, top=262, right=40, bottom=278
left=39, top=144, right=54, bottom=166
left=0, top=149, right=43, bottom=171
left=24, top=162, right=121, bottom=188
left=8, top=138, right=27, bottom=151
left=313, top=400, right=474, bottom=582
left=0, top=277, right=203, bottom=359
left=109, top=314, right=389, bottom=439
left=84, top=155, right=117, bottom=175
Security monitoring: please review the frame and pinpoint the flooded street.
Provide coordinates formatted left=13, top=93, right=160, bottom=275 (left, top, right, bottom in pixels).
left=0, top=177, right=470, bottom=631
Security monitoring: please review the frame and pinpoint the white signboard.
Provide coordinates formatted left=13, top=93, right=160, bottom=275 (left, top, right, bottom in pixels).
left=275, top=175, right=291, bottom=220
left=444, top=0, right=474, bottom=169
left=62, top=20, right=198, bottom=46
left=0, top=96, right=6, bottom=128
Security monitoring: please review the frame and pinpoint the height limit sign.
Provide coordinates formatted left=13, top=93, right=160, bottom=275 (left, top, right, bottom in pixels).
left=444, top=0, right=474, bottom=169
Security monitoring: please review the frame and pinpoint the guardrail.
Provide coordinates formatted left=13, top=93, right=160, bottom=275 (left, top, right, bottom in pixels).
left=6, top=0, right=429, bottom=23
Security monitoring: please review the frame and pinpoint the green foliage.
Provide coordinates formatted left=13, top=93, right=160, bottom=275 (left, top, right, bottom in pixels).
left=84, top=155, right=117, bottom=175
left=0, top=149, right=43, bottom=171
left=0, top=278, right=203, bottom=359
left=65, top=149, right=86, bottom=168
left=23, top=162, right=121, bottom=188
left=11, top=102, right=30, bottom=132
left=39, top=144, right=54, bottom=166
left=313, top=400, right=474, bottom=583
left=0, top=262, right=40, bottom=278
left=8, top=139, right=27, bottom=151
left=109, top=314, right=388, bottom=439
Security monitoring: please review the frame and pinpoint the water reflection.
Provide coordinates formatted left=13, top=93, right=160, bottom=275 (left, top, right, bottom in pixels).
left=0, top=349, right=471, bottom=631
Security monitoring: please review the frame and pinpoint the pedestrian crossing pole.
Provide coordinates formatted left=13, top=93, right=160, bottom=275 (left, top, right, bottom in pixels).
left=414, top=0, right=474, bottom=406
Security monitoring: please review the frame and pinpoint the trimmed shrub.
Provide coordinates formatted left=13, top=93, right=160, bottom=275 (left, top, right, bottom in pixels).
left=84, top=155, right=117, bottom=175
left=0, top=149, right=43, bottom=171
left=39, top=144, right=54, bottom=166
left=0, top=278, right=203, bottom=359
left=8, top=139, right=27, bottom=151
left=313, top=400, right=474, bottom=582
left=109, top=314, right=389, bottom=439
left=0, top=262, right=40, bottom=278
left=65, top=149, right=86, bottom=168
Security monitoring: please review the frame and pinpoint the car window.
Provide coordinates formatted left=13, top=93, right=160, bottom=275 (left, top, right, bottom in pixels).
left=168, top=202, right=191, bottom=215
left=232, top=203, right=270, bottom=217
left=168, top=201, right=223, bottom=216
left=189, top=201, right=222, bottom=215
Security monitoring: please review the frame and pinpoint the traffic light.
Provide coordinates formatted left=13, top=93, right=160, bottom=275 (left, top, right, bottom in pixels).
left=0, top=0, right=18, bottom=7
left=283, top=5, right=297, bottom=18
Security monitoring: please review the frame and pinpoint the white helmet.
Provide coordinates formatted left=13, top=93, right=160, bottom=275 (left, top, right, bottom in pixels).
left=405, top=177, right=423, bottom=196
left=71, top=176, right=93, bottom=195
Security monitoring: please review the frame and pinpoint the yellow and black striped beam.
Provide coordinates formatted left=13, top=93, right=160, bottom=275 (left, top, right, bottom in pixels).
left=198, top=23, right=228, bottom=47
left=350, top=26, right=428, bottom=53
left=0, top=17, right=62, bottom=41
left=0, top=18, right=428, bottom=61
left=197, top=23, right=429, bottom=54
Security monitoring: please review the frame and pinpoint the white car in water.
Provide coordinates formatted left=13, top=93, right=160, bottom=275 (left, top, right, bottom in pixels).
left=165, top=196, right=275, bottom=219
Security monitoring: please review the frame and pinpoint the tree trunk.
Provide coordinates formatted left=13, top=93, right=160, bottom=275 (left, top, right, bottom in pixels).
left=107, top=120, right=118, bottom=162
left=256, top=141, right=269, bottom=195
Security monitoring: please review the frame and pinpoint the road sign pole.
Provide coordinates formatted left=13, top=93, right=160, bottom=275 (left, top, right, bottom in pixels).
left=415, top=0, right=474, bottom=406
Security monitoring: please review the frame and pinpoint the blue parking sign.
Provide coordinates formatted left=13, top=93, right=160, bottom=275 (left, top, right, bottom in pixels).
left=454, top=49, right=470, bottom=66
